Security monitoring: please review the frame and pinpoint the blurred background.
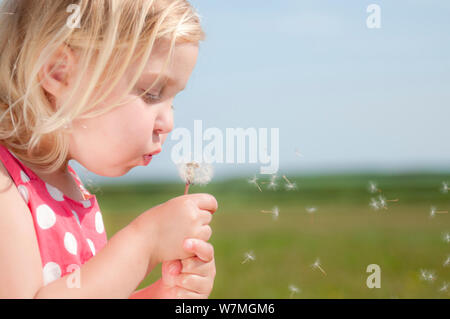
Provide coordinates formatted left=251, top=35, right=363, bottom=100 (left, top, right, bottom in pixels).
left=72, top=0, right=449, bottom=298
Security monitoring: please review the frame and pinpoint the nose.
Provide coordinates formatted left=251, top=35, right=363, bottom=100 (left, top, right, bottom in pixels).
left=153, top=102, right=174, bottom=136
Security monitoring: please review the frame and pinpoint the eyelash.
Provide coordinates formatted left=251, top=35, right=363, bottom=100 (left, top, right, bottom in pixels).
left=142, top=92, right=161, bottom=104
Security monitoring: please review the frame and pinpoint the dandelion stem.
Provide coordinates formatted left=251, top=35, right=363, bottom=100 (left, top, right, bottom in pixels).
left=282, top=175, right=292, bottom=184
left=184, top=183, right=190, bottom=195
left=317, top=265, right=327, bottom=276
left=255, top=182, right=262, bottom=192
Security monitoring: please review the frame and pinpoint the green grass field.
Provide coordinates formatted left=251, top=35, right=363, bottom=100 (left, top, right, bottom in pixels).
left=90, top=172, right=450, bottom=298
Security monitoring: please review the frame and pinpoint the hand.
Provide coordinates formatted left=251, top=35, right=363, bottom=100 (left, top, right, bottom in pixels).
left=160, top=238, right=216, bottom=299
left=131, top=193, right=217, bottom=266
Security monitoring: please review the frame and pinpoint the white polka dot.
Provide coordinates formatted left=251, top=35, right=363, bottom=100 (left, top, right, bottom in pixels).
left=42, top=262, right=61, bottom=286
left=17, top=185, right=29, bottom=204
left=95, top=211, right=104, bottom=234
left=45, top=183, right=64, bottom=201
left=20, top=170, right=30, bottom=183
left=86, top=238, right=95, bottom=256
left=80, top=199, right=91, bottom=208
left=71, top=210, right=81, bottom=226
left=36, top=204, right=56, bottom=229
left=64, top=232, right=78, bottom=255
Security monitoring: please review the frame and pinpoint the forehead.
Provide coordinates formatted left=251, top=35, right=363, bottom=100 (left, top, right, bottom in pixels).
left=137, top=39, right=199, bottom=87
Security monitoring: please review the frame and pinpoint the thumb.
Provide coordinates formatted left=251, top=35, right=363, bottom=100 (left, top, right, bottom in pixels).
left=161, top=260, right=182, bottom=287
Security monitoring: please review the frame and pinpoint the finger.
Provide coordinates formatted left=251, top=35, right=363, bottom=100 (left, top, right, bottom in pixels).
left=195, top=225, right=212, bottom=242
left=176, top=288, right=208, bottom=299
left=184, top=239, right=214, bottom=262
left=175, top=273, right=213, bottom=296
left=188, top=193, right=218, bottom=214
left=161, top=260, right=182, bottom=287
left=181, top=256, right=215, bottom=277
left=199, top=210, right=212, bottom=225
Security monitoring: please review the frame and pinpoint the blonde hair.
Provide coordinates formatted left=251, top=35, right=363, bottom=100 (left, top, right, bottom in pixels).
left=0, top=0, right=205, bottom=174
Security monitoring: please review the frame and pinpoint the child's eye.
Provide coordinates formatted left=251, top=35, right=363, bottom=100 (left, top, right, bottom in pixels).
left=142, top=92, right=161, bottom=104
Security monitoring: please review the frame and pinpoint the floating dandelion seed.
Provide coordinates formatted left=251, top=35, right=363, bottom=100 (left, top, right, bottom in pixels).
left=368, top=181, right=381, bottom=194
left=439, top=282, right=449, bottom=292
left=288, top=285, right=300, bottom=298
left=429, top=206, right=448, bottom=218
left=285, top=182, right=297, bottom=191
left=248, top=175, right=262, bottom=192
left=420, top=269, right=436, bottom=282
left=442, top=232, right=450, bottom=243
left=306, top=206, right=317, bottom=224
left=430, top=207, right=436, bottom=218
left=369, top=198, right=381, bottom=211
left=311, top=258, right=327, bottom=276
left=177, top=161, right=213, bottom=195
left=261, top=206, right=279, bottom=220
left=369, top=195, right=398, bottom=211
left=378, top=195, right=388, bottom=210
left=241, top=251, right=255, bottom=264
left=441, top=182, right=449, bottom=194
left=443, top=256, right=450, bottom=267
left=294, top=148, right=304, bottom=158
left=282, top=175, right=297, bottom=191
left=266, top=174, right=278, bottom=190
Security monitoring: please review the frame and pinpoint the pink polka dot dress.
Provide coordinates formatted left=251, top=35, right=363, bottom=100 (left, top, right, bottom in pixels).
left=0, top=144, right=107, bottom=286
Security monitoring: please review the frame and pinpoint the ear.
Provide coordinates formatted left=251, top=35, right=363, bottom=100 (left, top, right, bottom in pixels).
left=38, top=44, right=77, bottom=101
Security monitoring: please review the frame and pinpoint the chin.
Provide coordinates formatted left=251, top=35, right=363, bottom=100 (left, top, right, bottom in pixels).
left=89, top=165, right=132, bottom=178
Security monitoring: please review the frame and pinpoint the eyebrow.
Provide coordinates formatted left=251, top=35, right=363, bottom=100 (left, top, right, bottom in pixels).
left=140, top=72, right=187, bottom=93
left=140, top=72, right=170, bottom=88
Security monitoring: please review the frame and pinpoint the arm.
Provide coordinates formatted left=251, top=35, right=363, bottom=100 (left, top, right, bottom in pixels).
left=129, top=279, right=165, bottom=299
left=34, top=224, right=158, bottom=299
left=0, top=162, right=157, bottom=299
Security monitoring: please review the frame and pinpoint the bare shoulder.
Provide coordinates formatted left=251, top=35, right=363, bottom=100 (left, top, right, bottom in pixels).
left=0, top=159, right=43, bottom=298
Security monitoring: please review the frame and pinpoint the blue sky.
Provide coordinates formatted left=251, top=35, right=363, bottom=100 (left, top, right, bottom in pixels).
left=69, top=0, right=450, bottom=183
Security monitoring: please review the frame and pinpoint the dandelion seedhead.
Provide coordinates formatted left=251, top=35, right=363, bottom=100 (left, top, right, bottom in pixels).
left=419, top=269, right=436, bottom=282
left=241, top=251, right=256, bottom=264
left=288, top=284, right=300, bottom=298
left=439, top=282, right=449, bottom=293
left=261, top=206, right=279, bottom=220
left=306, top=206, right=317, bottom=214
left=441, top=182, right=449, bottom=194
left=311, top=258, right=327, bottom=276
left=248, top=175, right=262, bottom=192
left=178, top=161, right=213, bottom=194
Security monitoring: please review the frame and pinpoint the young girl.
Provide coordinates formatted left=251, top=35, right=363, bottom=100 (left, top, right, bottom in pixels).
left=0, top=0, right=217, bottom=298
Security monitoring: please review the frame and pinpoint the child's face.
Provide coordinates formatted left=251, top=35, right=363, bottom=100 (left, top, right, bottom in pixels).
left=68, top=40, right=199, bottom=177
